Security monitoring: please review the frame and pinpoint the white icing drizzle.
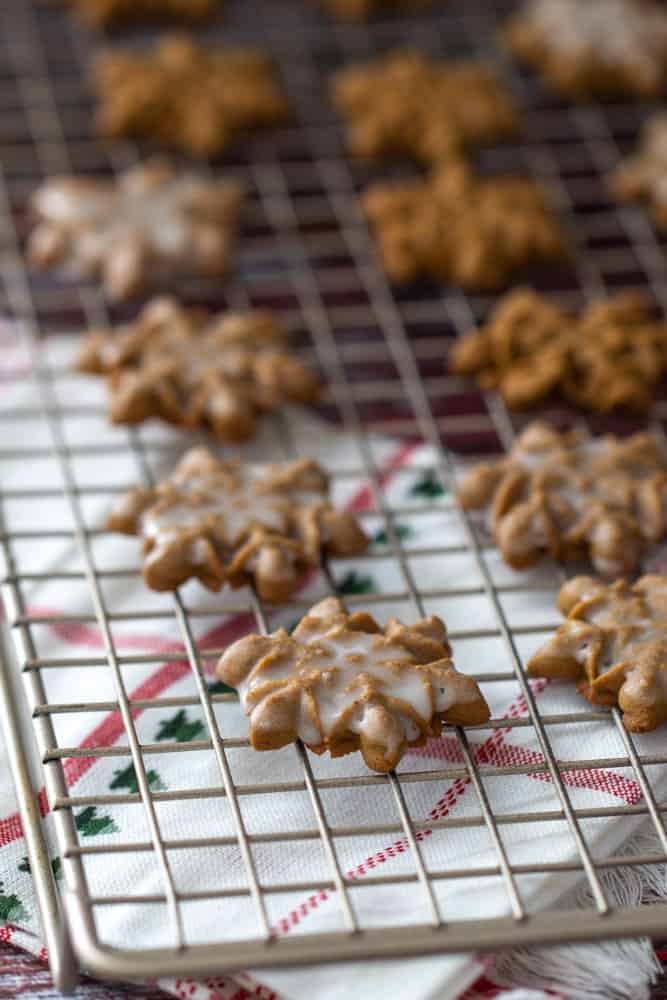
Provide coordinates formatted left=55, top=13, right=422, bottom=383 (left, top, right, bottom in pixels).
left=32, top=168, right=235, bottom=273
left=140, top=465, right=323, bottom=550
left=567, top=583, right=667, bottom=674
left=499, top=432, right=667, bottom=574
left=525, top=0, right=667, bottom=64
left=236, top=618, right=473, bottom=760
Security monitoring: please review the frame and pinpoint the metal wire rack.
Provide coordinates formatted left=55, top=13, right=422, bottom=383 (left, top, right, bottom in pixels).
left=2, top=0, right=667, bottom=992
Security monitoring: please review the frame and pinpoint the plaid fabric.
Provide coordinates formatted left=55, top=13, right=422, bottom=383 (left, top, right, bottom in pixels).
left=0, top=941, right=165, bottom=999
left=2, top=942, right=666, bottom=999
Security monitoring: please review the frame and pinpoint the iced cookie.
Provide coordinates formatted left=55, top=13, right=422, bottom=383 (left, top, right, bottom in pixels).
left=77, top=297, right=319, bottom=442
left=528, top=575, right=667, bottom=732
left=217, top=596, right=490, bottom=771
left=504, top=0, right=667, bottom=99
left=611, top=113, right=667, bottom=227
left=28, top=159, right=243, bottom=302
left=108, top=450, right=368, bottom=600
left=457, top=421, right=667, bottom=577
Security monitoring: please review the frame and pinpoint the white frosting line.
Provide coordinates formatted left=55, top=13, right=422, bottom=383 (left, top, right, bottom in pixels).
left=237, top=622, right=468, bottom=758
left=525, top=0, right=667, bottom=64
left=140, top=466, right=323, bottom=550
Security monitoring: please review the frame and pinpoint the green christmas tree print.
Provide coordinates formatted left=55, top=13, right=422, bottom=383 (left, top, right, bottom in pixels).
left=0, top=882, right=27, bottom=923
left=109, top=763, right=165, bottom=794
left=373, top=523, right=412, bottom=546
left=338, top=570, right=375, bottom=595
left=155, top=709, right=205, bottom=743
left=208, top=679, right=235, bottom=696
left=409, top=470, right=446, bottom=499
left=75, top=806, right=119, bottom=837
left=18, top=856, right=62, bottom=881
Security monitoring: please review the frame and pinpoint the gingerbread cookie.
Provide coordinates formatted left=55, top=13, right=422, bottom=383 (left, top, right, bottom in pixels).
left=28, top=159, right=242, bottom=303
left=316, top=0, right=434, bottom=18
left=332, top=51, right=518, bottom=163
left=449, top=289, right=667, bottom=412
left=504, top=0, right=667, bottom=99
left=77, top=297, right=319, bottom=442
left=108, top=450, right=368, bottom=600
left=64, top=0, right=220, bottom=29
left=363, top=162, right=564, bottom=288
left=217, top=596, right=490, bottom=771
left=611, top=113, right=667, bottom=227
left=457, top=421, right=667, bottom=577
left=528, top=575, right=667, bottom=732
left=93, top=35, right=289, bottom=157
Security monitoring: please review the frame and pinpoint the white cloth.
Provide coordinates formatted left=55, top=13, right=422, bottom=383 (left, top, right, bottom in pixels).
left=0, top=330, right=663, bottom=1000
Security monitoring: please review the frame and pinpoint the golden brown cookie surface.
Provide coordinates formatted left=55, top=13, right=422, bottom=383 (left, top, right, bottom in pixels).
left=450, top=289, right=667, bottom=412
left=77, top=297, right=319, bottom=442
left=28, top=159, right=243, bottom=302
left=504, top=0, right=667, bottom=98
left=528, top=575, right=667, bottom=732
left=332, top=51, right=518, bottom=163
left=611, top=113, right=667, bottom=227
left=363, top=162, right=564, bottom=289
left=108, top=451, right=368, bottom=600
left=93, top=35, right=289, bottom=157
left=217, top=596, right=490, bottom=771
left=457, top=421, right=667, bottom=577
left=65, top=0, right=220, bottom=29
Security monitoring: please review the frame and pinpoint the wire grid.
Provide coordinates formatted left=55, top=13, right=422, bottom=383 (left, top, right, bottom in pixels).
left=2, top=0, right=667, bottom=984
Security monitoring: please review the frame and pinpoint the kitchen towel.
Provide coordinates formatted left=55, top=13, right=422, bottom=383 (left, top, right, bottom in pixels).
left=0, top=326, right=664, bottom=1000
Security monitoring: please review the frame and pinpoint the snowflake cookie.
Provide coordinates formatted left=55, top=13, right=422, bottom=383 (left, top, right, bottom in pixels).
left=217, top=596, right=490, bottom=771
left=449, top=289, right=667, bottom=412
left=611, top=113, right=667, bottom=227
left=457, top=421, right=667, bottom=577
left=332, top=51, right=518, bottom=164
left=28, top=158, right=243, bottom=302
left=504, top=0, right=667, bottom=98
left=93, top=34, right=289, bottom=157
left=528, top=575, right=667, bottom=732
left=77, top=297, right=319, bottom=442
left=108, top=448, right=369, bottom=600
left=362, top=161, right=564, bottom=289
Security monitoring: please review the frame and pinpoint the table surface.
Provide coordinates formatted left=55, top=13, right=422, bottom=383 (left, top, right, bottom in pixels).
left=2, top=941, right=667, bottom=999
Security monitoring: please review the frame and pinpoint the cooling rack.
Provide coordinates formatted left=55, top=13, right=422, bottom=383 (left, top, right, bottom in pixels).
left=3, top=0, right=667, bottom=992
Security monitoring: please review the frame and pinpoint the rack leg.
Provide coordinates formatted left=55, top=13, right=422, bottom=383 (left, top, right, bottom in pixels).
left=0, top=626, right=79, bottom=994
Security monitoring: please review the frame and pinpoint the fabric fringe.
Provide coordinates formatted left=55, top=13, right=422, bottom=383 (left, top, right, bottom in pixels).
left=478, top=826, right=666, bottom=1000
